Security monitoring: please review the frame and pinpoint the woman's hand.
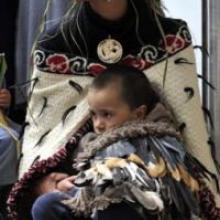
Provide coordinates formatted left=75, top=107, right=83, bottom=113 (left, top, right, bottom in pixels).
left=0, top=89, right=11, bottom=109
left=56, top=176, right=75, bottom=192
left=35, top=172, right=69, bottom=195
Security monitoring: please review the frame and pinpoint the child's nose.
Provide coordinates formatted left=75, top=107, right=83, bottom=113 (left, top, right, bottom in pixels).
left=94, top=118, right=106, bottom=134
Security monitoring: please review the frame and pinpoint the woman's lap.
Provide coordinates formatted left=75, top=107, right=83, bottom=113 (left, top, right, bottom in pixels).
left=32, top=190, right=77, bottom=220
left=32, top=190, right=145, bottom=220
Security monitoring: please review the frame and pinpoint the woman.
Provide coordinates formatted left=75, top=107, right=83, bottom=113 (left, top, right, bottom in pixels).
left=8, top=0, right=220, bottom=219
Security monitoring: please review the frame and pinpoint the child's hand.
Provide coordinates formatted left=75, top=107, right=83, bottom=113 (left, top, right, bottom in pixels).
left=0, top=89, right=11, bottom=109
left=35, top=172, right=69, bottom=195
left=56, top=176, right=75, bottom=192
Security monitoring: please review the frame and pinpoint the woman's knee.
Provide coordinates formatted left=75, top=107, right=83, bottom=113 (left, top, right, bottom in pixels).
left=32, top=192, right=66, bottom=218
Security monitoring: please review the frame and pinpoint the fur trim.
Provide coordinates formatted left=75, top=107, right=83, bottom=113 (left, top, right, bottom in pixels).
left=198, top=181, right=220, bottom=220
left=79, top=120, right=180, bottom=160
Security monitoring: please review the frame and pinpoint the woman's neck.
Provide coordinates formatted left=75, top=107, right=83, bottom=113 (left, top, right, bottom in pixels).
left=89, top=0, right=128, bottom=21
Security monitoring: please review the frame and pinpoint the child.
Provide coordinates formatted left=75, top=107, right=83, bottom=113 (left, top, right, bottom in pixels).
left=32, top=65, right=205, bottom=220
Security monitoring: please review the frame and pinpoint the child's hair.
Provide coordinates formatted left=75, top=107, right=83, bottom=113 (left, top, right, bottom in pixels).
left=90, top=65, right=160, bottom=113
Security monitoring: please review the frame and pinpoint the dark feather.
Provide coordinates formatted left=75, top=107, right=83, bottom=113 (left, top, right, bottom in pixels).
left=30, top=77, right=39, bottom=95
left=135, top=168, right=156, bottom=190
left=164, top=178, right=197, bottom=218
left=208, top=138, right=217, bottom=160
left=9, top=78, right=39, bottom=126
left=185, top=152, right=219, bottom=189
left=175, top=181, right=200, bottom=216
left=149, top=137, right=177, bottom=170
left=178, top=122, right=186, bottom=133
left=162, top=176, right=183, bottom=214
left=146, top=138, right=162, bottom=160
left=9, top=77, right=39, bottom=89
left=207, top=138, right=220, bottom=192
left=193, top=45, right=209, bottom=56
left=161, top=137, right=185, bottom=162
left=16, top=153, right=23, bottom=172
left=131, top=138, right=151, bottom=164
left=143, top=151, right=158, bottom=167
left=69, top=80, right=83, bottom=94
left=184, top=87, right=194, bottom=101
left=197, top=74, right=215, bottom=90
left=174, top=57, right=194, bottom=65
left=34, top=129, right=51, bottom=147
left=134, top=167, right=156, bottom=190
left=38, top=97, right=48, bottom=117
left=19, top=121, right=30, bottom=140
left=202, top=106, right=214, bottom=129
left=62, top=105, right=77, bottom=125
left=96, top=140, right=136, bottom=158
left=28, top=78, right=39, bottom=122
left=31, top=155, right=40, bottom=167
left=185, top=153, right=210, bottom=179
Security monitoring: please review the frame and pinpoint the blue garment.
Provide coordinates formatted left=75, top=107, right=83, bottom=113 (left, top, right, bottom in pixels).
left=0, top=120, right=20, bottom=186
left=32, top=189, right=144, bottom=220
left=32, top=189, right=77, bottom=220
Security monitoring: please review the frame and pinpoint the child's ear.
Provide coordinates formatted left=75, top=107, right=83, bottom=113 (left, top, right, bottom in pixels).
left=133, top=105, right=147, bottom=119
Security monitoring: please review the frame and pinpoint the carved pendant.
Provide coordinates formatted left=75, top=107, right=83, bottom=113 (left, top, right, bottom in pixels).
left=97, top=37, right=123, bottom=64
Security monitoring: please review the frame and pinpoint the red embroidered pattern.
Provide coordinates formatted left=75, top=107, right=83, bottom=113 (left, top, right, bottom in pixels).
left=34, top=24, right=191, bottom=76
left=46, top=54, right=70, bottom=74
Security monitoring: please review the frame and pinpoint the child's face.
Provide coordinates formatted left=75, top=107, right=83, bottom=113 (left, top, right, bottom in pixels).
left=87, top=84, right=145, bottom=134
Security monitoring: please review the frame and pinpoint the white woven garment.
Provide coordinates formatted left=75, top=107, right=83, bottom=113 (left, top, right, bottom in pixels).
left=19, top=69, right=92, bottom=177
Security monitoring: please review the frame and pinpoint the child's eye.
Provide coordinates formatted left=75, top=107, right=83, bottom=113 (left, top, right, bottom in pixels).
left=102, top=112, right=113, bottom=118
left=89, top=110, right=96, bottom=117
